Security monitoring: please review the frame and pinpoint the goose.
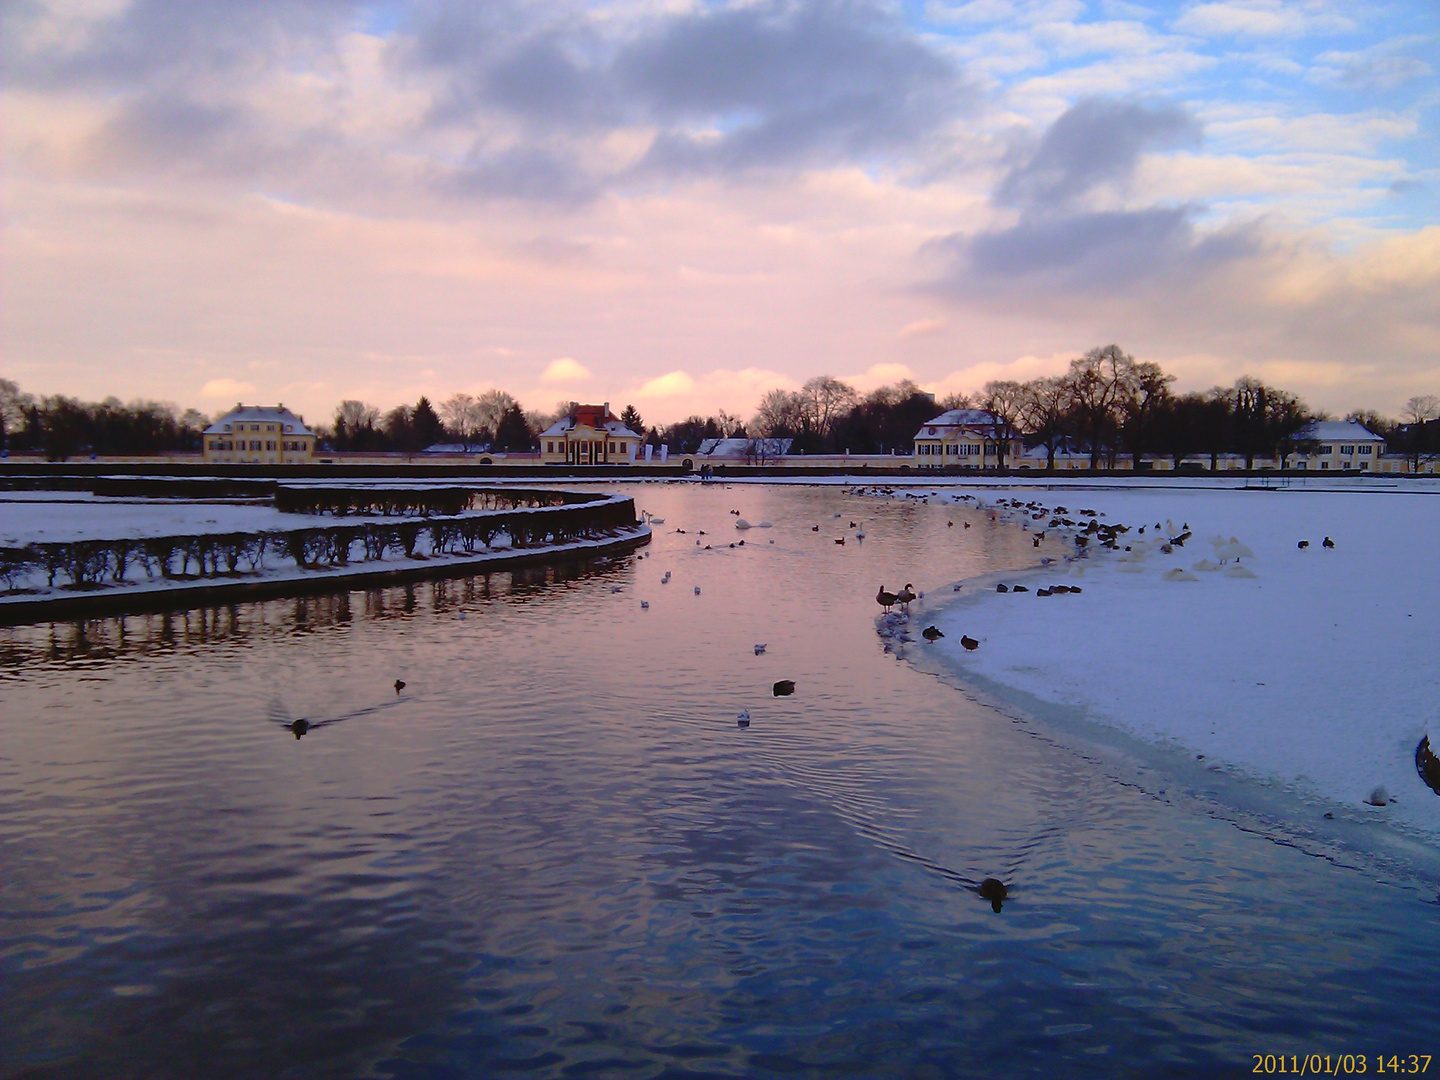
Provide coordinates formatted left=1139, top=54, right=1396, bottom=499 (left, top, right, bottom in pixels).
left=1012, top=585, right=1028, bottom=593
left=876, top=585, right=898, bottom=612
left=772, top=680, right=796, bottom=696
left=996, top=583, right=1009, bottom=593
left=960, top=635, right=980, bottom=651
left=835, top=537, right=845, bottom=545
left=964, top=522, right=971, bottom=529
left=896, top=583, right=916, bottom=611
left=812, top=525, right=820, bottom=532
left=922, top=626, right=944, bottom=641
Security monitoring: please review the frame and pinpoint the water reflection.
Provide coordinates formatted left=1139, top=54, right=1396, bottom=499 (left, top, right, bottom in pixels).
left=2, top=482, right=1439, bottom=1079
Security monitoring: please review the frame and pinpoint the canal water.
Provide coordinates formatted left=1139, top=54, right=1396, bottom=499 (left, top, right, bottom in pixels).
left=2, top=483, right=1437, bottom=1079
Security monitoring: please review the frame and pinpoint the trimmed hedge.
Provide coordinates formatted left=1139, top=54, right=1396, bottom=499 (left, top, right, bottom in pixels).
left=0, top=496, right=640, bottom=593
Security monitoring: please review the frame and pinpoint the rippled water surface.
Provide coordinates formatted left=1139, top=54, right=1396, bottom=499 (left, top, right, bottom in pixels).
left=3, top=483, right=1438, bottom=1079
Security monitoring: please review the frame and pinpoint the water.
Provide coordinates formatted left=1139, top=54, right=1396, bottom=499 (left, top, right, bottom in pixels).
left=3, top=483, right=1437, bottom=1079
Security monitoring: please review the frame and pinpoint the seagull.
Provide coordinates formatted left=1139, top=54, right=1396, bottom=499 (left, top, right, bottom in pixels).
left=754, top=644, right=767, bottom=655
left=960, top=635, right=980, bottom=651
left=736, top=709, right=750, bottom=728
left=876, top=585, right=898, bottom=613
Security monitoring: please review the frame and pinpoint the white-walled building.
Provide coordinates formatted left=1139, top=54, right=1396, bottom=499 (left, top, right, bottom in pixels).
left=1283, top=420, right=1386, bottom=472
left=539, top=404, right=642, bottom=466
left=912, top=409, right=1025, bottom=470
left=203, top=405, right=315, bottom=464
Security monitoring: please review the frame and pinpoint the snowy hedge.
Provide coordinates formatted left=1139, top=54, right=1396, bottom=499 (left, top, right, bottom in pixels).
left=0, top=496, right=639, bottom=594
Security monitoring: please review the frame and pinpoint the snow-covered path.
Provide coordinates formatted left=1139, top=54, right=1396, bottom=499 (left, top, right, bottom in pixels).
left=904, top=483, right=1440, bottom=838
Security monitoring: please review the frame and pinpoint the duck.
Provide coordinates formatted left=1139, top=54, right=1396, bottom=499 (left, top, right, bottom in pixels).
left=394, top=679, right=406, bottom=694
left=1297, top=540, right=1310, bottom=549
left=896, top=583, right=917, bottom=611
left=754, top=644, right=767, bottom=655
left=922, top=626, right=944, bottom=641
left=1323, top=536, right=1335, bottom=549
left=876, top=585, right=899, bottom=613
left=996, top=583, right=1009, bottom=593
left=772, top=680, right=796, bottom=696
left=977, top=877, right=1009, bottom=913
left=960, top=635, right=980, bottom=651
left=835, top=537, right=845, bottom=545
left=736, top=709, right=751, bottom=729
left=640, top=600, right=649, bottom=609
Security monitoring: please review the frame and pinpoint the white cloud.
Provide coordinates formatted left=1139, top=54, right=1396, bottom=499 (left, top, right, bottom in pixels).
left=1173, top=1, right=1354, bottom=38
left=899, top=318, right=947, bottom=337
left=200, top=377, right=256, bottom=399
left=540, top=357, right=593, bottom=384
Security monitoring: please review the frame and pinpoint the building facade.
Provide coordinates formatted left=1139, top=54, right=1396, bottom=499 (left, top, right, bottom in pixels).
left=203, top=405, right=315, bottom=464
left=912, top=409, right=1025, bottom=470
left=539, top=404, right=642, bottom=466
left=1282, top=420, right=1387, bottom=471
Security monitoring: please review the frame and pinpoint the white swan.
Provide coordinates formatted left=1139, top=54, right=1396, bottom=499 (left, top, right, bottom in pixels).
left=735, top=518, right=752, bottom=530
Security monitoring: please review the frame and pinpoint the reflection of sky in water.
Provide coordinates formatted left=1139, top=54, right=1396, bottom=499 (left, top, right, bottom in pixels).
left=3, top=483, right=1438, bottom=1078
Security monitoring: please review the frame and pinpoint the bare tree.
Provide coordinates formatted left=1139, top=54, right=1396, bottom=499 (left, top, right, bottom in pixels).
left=1400, top=395, right=1440, bottom=472
left=1068, top=345, right=1133, bottom=469
left=937, top=391, right=974, bottom=411
left=440, top=393, right=477, bottom=447
left=1118, top=361, right=1173, bottom=469
left=1020, top=376, right=1071, bottom=470
left=980, top=380, right=1025, bottom=469
left=752, top=388, right=807, bottom=437
left=477, top=390, right=522, bottom=436
left=335, top=400, right=380, bottom=431
left=800, top=376, right=857, bottom=440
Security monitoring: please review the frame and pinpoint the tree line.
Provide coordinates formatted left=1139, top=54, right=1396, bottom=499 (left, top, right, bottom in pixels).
left=4, top=353, right=1437, bottom=467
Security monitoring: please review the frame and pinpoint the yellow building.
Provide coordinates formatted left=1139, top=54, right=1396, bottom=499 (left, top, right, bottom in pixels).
left=913, top=409, right=1025, bottom=470
left=1283, top=420, right=1386, bottom=472
left=539, top=403, right=642, bottom=466
left=203, top=405, right=315, bottom=465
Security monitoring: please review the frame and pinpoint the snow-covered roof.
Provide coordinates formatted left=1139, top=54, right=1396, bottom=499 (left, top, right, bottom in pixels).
left=421, top=442, right=491, bottom=454
left=1021, top=440, right=1090, bottom=459
left=205, top=405, right=312, bottom=436
left=1294, top=420, right=1384, bottom=443
left=915, top=409, right=1005, bottom=436
left=539, top=404, right=640, bottom=440
left=696, top=437, right=793, bottom=458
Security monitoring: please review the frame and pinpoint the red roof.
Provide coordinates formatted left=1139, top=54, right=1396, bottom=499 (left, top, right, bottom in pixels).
left=572, top=404, right=614, bottom=427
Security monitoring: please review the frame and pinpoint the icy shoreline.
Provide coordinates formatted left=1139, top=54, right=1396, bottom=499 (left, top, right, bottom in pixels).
left=880, top=482, right=1440, bottom=841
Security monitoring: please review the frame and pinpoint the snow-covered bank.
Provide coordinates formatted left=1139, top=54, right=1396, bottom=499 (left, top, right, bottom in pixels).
left=900, top=483, right=1440, bottom=838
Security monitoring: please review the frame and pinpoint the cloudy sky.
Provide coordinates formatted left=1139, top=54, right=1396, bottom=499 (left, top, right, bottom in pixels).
left=4, top=0, right=1437, bottom=424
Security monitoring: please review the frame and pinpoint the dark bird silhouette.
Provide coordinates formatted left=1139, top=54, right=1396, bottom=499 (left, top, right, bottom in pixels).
left=922, top=625, right=944, bottom=641
left=996, top=583, right=1009, bottom=593
left=812, top=524, right=820, bottom=531
left=977, top=877, right=1009, bottom=913
left=835, top=537, right=845, bottom=544
left=1032, top=535, right=1042, bottom=547
left=850, top=521, right=857, bottom=528
left=960, top=635, right=980, bottom=651
left=287, top=718, right=311, bottom=740
left=1417, top=735, right=1440, bottom=796
left=1037, top=588, right=1051, bottom=597
left=1323, top=536, right=1335, bottom=549
left=394, top=679, right=406, bottom=694
left=1012, top=585, right=1028, bottom=593
left=948, top=520, right=954, bottom=527
left=897, top=583, right=916, bottom=611
left=877, top=585, right=898, bottom=613
left=772, top=680, right=796, bottom=696
left=1298, top=539, right=1309, bottom=549
left=964, top=522, right=971, bottom=529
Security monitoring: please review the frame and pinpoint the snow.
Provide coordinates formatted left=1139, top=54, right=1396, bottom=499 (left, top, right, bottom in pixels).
left=898, top=482, right=1440, bottom=837
left=0, top=495, right=322, bottom=546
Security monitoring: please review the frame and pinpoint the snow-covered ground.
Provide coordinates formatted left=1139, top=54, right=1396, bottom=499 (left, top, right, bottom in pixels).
left=0, top=494, right=323, bottom=546
left=889, top=482, right=1440, bottom=838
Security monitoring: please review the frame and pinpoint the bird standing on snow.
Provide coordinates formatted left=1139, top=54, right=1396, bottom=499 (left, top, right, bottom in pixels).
left=896, top=584, right=917, bottom=612
left=960, top=635, right=980, bottom=651
left=922, top=626, right=944, bottom=641
left=876, top=585, right=898, bottom=613
left=394, top=680, right=406, bottom=694
left=1297, top=540, right=1309, bottom=550
left=1323, top=536, right=1335, bottom=549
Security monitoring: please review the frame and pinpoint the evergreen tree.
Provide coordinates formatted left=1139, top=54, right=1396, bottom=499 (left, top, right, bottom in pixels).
left=493, top=403, right=535, bottom=452
left=619, top=404, right=643, bottom=434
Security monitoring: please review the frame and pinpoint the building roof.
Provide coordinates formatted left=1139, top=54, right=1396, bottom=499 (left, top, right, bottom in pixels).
left=696, top=437, right=793, bottom=458
left=1294, top=419, right=1384, bottom=443
left=915, top=409, right=1006, bottom=436
left=204, top=405, right=313, bottom=436
left=539, top=404, right=641, bottom=440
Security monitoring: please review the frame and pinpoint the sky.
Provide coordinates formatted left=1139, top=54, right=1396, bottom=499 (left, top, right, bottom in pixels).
left=3, top=0, right=1437, bottom=426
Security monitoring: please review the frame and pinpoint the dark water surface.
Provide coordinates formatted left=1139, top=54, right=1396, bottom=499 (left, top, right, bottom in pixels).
left=3, top=483, right=1437, bottom=1079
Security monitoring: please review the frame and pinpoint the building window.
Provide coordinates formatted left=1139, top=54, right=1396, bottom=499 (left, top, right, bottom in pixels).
left=1359, top=445, right=1372, bottom=454
left=1319, top=446, right=1331, bottom=454
left=1341, top=444, right=1354, bottom=454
